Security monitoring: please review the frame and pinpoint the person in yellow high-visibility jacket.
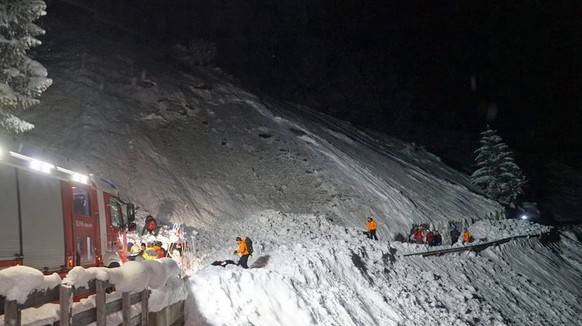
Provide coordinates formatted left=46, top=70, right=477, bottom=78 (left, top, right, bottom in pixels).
left=142, top=244, right=159, bottom=260
left=233, top=237, right=250, bottom=268
left=367, top=217, right=378, bottom=240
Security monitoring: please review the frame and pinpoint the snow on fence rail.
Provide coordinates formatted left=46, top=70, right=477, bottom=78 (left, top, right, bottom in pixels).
left=0, top=258, right=187, bottom=326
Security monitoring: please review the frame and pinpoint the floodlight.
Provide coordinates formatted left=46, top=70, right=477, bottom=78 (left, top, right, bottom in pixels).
left=30, top=159, right=54, bottom=173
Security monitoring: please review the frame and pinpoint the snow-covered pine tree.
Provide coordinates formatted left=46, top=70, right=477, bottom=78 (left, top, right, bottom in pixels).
left=471, top=125, right=526, bottom=207
left=0, top=0, right=52, bottom=133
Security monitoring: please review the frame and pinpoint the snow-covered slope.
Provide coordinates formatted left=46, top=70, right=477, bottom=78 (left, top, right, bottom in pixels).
left=7, top=10, right=581, bottom=326
left=185, top=211, right=581, bottom=325
left=18, top=13, right=500, bottom=240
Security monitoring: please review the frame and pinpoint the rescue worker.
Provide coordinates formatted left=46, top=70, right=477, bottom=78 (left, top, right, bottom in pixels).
left=142, top=215, right=160, bottom=236
left=462, top=228, right=471, bottom=245
left=142, top=242, right=159, bottom=260
left=367, top=217, right=378, bottom=240
left=128, top=243, right=142, bottom=261
left=153, top=241, right=167, bottom=258
left=414, top=228, right=424, bottom=244
left=425, top=230, right=435, bottom=246
left=233, top=237, right=250, bottom=269
left=450, top=226, right=461, bottom=245
left=433, top=231, right=442, bottom=246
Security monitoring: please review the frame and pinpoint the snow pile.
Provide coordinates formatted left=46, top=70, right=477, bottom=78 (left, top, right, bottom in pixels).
left=0, top=259, right=186, bottom=325
left=107, top=261, right=151, bottom=293
left=0, top=267, right=60, bottom=303
left=62, top=258, right=183, bottom=296
left=63, top=266, right=109, bottom=288
left=470, top=219, right=552, bottom=242
left=185, top=213, right=582, bottom=325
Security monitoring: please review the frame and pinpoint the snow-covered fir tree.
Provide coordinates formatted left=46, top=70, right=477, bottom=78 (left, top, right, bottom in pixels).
left=0, top=0, right=52, bottom=133
left=471, top=125, right=526, bottom=207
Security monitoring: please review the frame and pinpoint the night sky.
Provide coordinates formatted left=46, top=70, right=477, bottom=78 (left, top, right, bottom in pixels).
left=49, top=1, right=581, bottom=207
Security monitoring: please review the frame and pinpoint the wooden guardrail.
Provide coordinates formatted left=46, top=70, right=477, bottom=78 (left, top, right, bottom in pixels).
left=1, top=279, right=184, bottom=326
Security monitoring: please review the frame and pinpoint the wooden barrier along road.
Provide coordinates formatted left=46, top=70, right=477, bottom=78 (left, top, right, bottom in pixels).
left=403, top=233, right=548, bottom=257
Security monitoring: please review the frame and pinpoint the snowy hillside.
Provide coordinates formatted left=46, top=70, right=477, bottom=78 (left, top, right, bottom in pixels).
left=18, top=11, right=501, bottom=240
left=7, top=9, right=582, bottom=326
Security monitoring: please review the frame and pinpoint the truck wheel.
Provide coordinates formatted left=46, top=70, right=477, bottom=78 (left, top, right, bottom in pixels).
left=107, top=262, right=120, bottom=268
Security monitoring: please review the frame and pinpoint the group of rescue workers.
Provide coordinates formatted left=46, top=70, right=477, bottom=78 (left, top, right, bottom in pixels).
left=132, top=215, right=253, bottom=269
left=128, top=215, right=184, bottom=261
left=410, top=225, right=472, bottom=246
left=128, top=241, right=166, bottom=260
left=365, top=216, right=473, bottom=247
left=132, top=214, right=473, bottom=268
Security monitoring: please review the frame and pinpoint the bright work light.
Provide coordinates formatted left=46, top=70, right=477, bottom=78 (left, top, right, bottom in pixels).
left=72, top=172, right=89, bottom=184
left=56, top=166, right=89, bottom=184
left=30, top=159, right=54, bottom=173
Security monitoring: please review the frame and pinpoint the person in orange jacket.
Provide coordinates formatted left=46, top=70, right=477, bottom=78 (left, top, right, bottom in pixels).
left=233, top=237, right=250, bottom=268
left=462, top=228, right=471, bottom=245
left=367, top=217, right=378, bottom=240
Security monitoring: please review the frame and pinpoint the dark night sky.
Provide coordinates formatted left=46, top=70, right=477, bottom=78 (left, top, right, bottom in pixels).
left=148, top=1, right=581, bottom=156
left=50, top=1, right=581, bottom=205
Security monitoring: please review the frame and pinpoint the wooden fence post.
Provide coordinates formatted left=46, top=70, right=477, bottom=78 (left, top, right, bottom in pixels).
left=59, top=285, right=73, bottom=326
left=4, top=300, right=19, bottom=326
left=95, top=280, right=106, bottom=326
left=140, top=289, right=149, bottom=325
left=122, top=292, right=131, bottom=326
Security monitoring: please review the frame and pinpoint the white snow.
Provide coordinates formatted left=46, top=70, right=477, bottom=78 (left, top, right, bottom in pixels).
left=0, top=259, right=186, bottom=325
left=1, top=11, right=581, bottom=326
left=0, top=267, right=60, bottom=303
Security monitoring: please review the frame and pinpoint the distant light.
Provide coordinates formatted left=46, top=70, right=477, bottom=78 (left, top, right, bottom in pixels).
left=520, top=215, right=528, bottom=220
left=30, top=159, right=54, bottom=173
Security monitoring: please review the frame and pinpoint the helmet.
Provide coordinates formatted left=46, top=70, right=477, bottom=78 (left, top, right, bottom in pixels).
left=236, top=237, right=241, bottom=241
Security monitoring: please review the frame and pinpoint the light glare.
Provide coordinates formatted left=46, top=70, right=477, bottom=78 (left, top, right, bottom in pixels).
left=30, top=159, right=54, bottom=173
left=72, top=172, right=89, bottom=184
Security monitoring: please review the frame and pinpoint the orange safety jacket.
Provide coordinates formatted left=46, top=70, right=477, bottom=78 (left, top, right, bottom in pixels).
left=237, top=240, right=250, bottom=255
left=367, top=219, right=378, bottom=231
left=463, top=230, right=471, bottom=242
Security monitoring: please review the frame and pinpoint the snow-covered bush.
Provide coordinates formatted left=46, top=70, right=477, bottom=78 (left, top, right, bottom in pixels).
left=471, top=125, right=526, bottom=207
left=0, top=0, right=52, bottom=133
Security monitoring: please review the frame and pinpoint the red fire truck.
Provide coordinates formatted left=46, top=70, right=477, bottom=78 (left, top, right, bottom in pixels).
left=0, top=136, right=136, bottom=273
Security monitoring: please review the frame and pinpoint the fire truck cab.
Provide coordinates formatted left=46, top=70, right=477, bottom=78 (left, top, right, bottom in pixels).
left=0, top=136, right=135, bottom=273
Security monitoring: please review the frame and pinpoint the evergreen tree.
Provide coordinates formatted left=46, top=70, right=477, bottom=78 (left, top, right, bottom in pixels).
left=0, top=0, right=52, bottom=133
left=471, top=125, right=526, bottom=207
